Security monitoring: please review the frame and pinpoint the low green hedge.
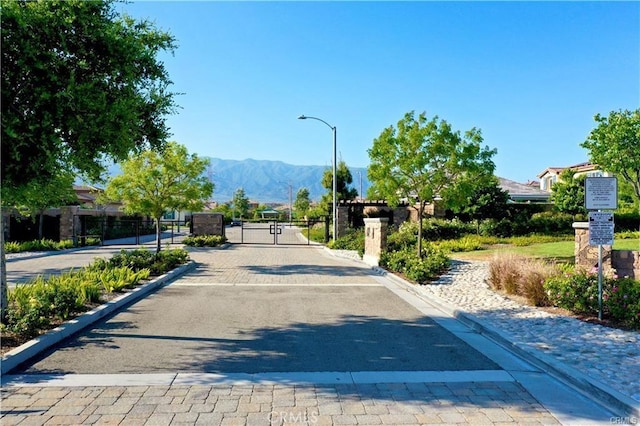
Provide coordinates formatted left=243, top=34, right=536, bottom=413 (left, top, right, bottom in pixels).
left=380, top=242, right=450, bottom=284
left=182, top=234, right=227, bottom=248
left=2, top=248, right=190, bottom=340
left=545, top=269, right=640, bottom=329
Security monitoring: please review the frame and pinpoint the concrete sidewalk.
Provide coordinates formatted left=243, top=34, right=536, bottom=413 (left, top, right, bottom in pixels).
left=0, top=243, right=629, bottom=425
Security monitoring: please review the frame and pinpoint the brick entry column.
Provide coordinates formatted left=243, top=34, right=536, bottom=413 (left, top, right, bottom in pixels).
left=363, top=217, right=388, bottom=267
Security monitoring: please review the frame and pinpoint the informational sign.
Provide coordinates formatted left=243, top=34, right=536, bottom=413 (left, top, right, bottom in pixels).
left=588, top=211, right=614, bottom=246
left=585, top=177, right=617, bottom=210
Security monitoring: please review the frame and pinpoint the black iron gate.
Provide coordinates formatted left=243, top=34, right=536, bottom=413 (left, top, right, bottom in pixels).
left=73, top=216, right=185, bottom=246
left=227, top=219, right=323, bottom=245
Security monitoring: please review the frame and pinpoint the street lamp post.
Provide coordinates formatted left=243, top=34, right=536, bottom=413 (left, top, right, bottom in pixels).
left=298, top=115, right=337, bottom=242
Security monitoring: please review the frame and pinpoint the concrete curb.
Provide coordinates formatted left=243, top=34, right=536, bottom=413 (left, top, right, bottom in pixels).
left=1, top=261, right=197, bottom=375
left=375, top=266, right=640, bottom=418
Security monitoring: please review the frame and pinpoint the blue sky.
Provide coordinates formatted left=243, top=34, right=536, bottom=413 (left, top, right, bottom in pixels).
left=119, top=1, right=639, bottom=184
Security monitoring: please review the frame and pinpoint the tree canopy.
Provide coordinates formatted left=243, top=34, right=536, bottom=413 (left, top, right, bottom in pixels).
left=102, top=142, right=213, bottom=252
left=581, top=109, right=640, bottom=211
left=320, top=161, right=358, bottom=214
left=232, top=188, right=250, bottom=219
left=1, top=0, right=178, bottom=192
left=550, top=170, right=587, bottom=216
left=1, top=0, right=178, bottom=319
left=368, top=111, right=496, bottom=256
left=294, top=188, right=311, bottom=218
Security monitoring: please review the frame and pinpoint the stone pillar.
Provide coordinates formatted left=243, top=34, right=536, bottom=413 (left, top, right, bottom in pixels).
left=363, top=218, right=388, bottom=267
left=573, top=222, right=613, bottom=272
left=59, top=206, right=80, bottom=243
left=192, top=213, right=225, bottom=237
left=336, top=205, right=349, bottom=239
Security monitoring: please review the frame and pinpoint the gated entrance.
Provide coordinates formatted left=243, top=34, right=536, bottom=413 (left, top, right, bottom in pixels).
left=226, top=219, right=324, bottom=245
left=73, top=216, right=185, bottom=246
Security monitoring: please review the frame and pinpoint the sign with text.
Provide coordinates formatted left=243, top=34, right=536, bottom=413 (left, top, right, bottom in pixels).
left=585, top=177, right=617, bottom=210
left=588, top=211, right=614, bottom=246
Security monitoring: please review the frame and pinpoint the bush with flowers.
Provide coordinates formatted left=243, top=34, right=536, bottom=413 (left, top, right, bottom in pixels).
left=544, top=267, right=640, bottom=329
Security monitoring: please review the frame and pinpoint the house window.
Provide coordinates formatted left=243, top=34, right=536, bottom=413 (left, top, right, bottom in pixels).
left=586, top=171, right=603, bottom=177
left=163, top=211, right=175, bottom=220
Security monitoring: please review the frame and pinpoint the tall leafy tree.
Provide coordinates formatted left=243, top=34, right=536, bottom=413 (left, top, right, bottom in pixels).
left=581, top=109, right=640, bottom=214
left=102, top=142, right=213, bottom=253
left=1, top=0, right=178, bottom=320
left=368, top=111, right=496, bottom=256
left=294, top=187, right=311, bottom=218
left=320, top=161, right=359, bottom=214
left=550, top=170, right=587, bottom=216
left=455, top=176, right=510, bottom=231
left=232, top=188, right=250, bottom=219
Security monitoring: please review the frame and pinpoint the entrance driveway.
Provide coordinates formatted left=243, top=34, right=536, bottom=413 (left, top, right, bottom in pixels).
left=1, top=244, right=618, bottom=424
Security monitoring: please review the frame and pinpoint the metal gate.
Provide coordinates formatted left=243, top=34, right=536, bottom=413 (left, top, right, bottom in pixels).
left=227, top=219, right=323, bottom=245
left=73, top=216, right=185, bottom=246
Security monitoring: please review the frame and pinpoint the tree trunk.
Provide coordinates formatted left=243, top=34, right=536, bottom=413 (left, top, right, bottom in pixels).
left=155, top=217, right=162, bottom=253
left=1, top=213, right=8, bottom=323
left=417, top=202, right=424, bottom=258
left=38, top=212, right=44, bottom=239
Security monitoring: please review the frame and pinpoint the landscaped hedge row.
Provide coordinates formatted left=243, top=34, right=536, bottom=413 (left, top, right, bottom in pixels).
left=2, top=249, right=190, bottom=341
left=488, top=253, right=640, bottom=329
left=380, top=242, right=450, bottom=284
left=182, top=234, right=227, bottom=247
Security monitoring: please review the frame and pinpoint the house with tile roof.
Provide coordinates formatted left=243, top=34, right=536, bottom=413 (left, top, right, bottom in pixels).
left=537, top=162, right=612, bottom=192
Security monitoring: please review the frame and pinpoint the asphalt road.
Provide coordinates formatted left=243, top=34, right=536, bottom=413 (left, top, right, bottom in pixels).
left=15, top=244, right=498, bottom=375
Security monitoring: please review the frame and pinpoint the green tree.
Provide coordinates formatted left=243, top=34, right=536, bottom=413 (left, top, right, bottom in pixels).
left=550, top=170, right=587, bottom=216
left=1, top=0, right=177, bottom=320
left=455, top=176, right=510, bottom=231
left=232, top=188, right=250, bottom=219
left=581, top=109, right=640, bottom=213
left=103, top=142, right=213, bottom=253
left=320, top=161, right=359, bottom=214
left=294, top=188, right=311, bottom=218
left=368, top=111, right=496, bottom=256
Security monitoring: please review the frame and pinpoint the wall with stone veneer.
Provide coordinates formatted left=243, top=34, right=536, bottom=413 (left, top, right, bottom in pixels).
left=573, top=222, right=640, bottom=279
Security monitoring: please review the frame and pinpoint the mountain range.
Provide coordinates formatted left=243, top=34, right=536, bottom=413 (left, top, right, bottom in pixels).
left=109, top=158, right=370, bottom=204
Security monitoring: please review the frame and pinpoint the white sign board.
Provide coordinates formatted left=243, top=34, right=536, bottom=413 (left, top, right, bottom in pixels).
left=588, top=211, right=614, bottom=246
left=585, top=177, right=617, bottom=210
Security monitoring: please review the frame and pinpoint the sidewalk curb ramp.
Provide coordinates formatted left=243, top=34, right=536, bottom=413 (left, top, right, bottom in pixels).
left=1, top=261, right=197, bottom=376
left=373, top=266, right=640, bottom=419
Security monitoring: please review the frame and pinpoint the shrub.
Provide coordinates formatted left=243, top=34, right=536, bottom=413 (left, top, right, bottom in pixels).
left=488, top=253, right=558, bottom=306
left=434, top=236, right=486, bottom=253
left=528, top=211, right=576, bottom=235
left=479, top=218, right=514, bottom=238
left=4, top=239, right=76, bottom=253
left=328, top=229, right=364, bottom=255
left=544, top=268, right=601, bottom=315
left=380, top=242, right=449, bottom=284
left=615, top=212, right=640, bottom=232
left=544, top=269, right=640, bottom=328
left=605, top=278, right=640, bottom=328
left=421, top=218, right=474, bottom=241
left=183, top=234, right=227, bottom=247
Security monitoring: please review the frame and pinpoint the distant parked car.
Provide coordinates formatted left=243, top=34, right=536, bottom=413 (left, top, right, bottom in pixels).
left=230, top=220, right=242, bottom=227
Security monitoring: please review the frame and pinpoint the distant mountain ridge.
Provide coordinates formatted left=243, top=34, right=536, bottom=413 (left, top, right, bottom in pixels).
left=108, top=158, right=369, bottom=204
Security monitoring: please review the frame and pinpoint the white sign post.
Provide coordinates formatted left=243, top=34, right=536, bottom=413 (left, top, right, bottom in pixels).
left=584, top=177, right=617, bottom=321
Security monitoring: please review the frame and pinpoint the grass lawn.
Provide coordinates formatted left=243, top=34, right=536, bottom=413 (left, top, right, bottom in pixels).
left=452, top=238, right=640, bottom=263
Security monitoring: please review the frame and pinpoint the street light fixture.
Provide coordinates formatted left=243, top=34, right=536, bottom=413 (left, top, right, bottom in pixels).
left=298, top=115, right=337, bottom=242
